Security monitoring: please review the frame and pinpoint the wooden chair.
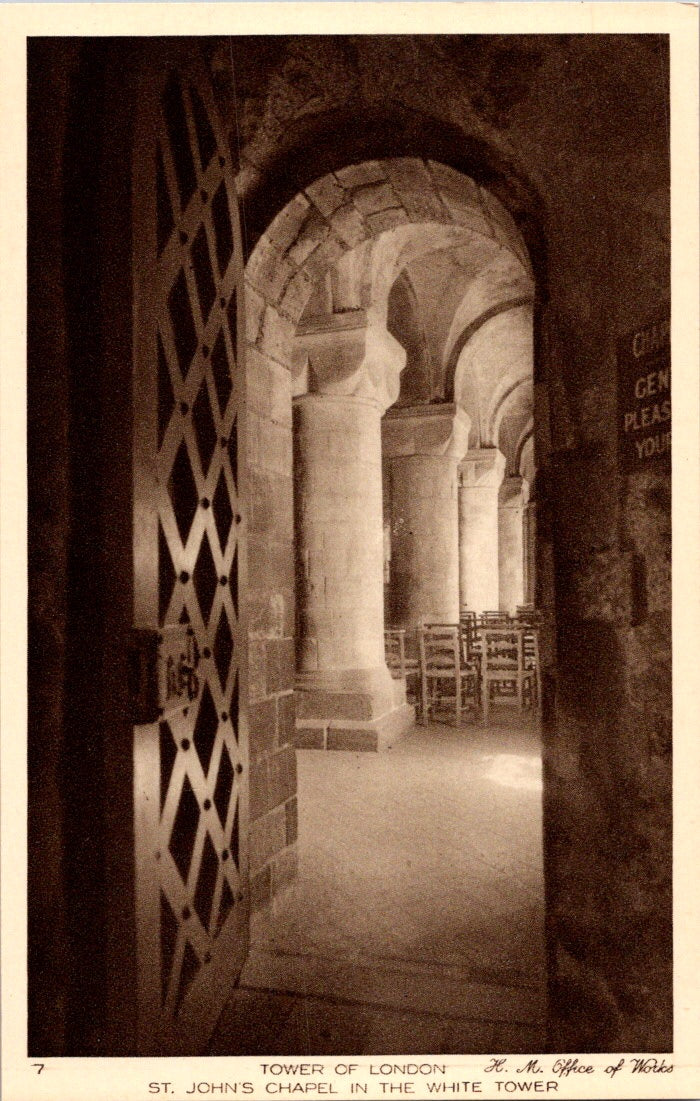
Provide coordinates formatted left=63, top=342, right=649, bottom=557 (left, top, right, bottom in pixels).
left=385, top=627, right=422, bottom=717
left=515, top=605, right=542, bottom=627
left=521, top=626, right=541, bottom=706
left=460, top=609, right=478, bottom=629
left=480, top=626, right=536, bottom=725
left=479, top=610, right=512, bottom=627
left=418, top=624, right=479, bottom=725
left=459, top=611, right=481, bottom=686
left=385, top=628, right=408, bottom=678
left=459, top=610, right=478, bottom=655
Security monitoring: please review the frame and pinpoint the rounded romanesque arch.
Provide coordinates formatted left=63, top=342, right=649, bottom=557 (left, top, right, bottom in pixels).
left=241, top=156, right=537, bottom=753
left=245, top=158, right=533, bottom=370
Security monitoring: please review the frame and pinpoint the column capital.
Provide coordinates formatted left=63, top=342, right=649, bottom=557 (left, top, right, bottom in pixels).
left=499, top=474, right=526, bottom=507
left=459, top=448, right=506, bottom=488
left=293, top=307, right=406, bottom=412
left=381, top=403, right=471, bottom=460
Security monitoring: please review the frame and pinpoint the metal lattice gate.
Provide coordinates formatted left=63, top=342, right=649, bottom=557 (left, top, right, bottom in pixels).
left=132, top=47, right=248, bottom=1055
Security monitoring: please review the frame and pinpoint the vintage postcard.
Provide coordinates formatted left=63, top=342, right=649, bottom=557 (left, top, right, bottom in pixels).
left=1, top=3, right=698, bottom=1100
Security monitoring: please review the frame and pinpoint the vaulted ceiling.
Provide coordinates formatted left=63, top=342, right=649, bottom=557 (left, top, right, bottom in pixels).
left=291, top=159, right=536, bottom=479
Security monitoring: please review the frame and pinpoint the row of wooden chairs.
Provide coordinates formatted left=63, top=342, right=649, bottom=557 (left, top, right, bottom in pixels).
left=461, top=608, right=542, bottom=628
left=385, top=615, right=540, bottom=726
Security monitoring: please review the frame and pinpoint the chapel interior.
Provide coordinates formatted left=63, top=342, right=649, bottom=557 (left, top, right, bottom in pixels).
left=27, top=34, right=672, bottom=1059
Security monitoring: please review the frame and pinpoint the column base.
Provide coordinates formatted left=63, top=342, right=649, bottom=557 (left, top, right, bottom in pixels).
left=295, top=702, right=416, bottom=752
left=294, top=673, right=415, bottom=751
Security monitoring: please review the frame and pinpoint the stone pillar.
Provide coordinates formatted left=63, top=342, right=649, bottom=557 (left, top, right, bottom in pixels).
left=382, top=404, right=471, bottom=632
left=498, top=476, right=526, bottom=616
left=458, top=449, right=506, bottom=614
left=292, top=313, right=414, bottom=751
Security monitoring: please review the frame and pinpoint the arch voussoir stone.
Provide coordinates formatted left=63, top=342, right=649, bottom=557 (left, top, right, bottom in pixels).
left=265, top=191, right=312, bottom=255
left=384, top=156, right=450, bottom=223
left=303, top=173, right=346, bottom=218
left=334, top=160, right=387, bottom=189
left=246, top=232, right=296, bottom=306
left=329, top=202, right=369, bottom=249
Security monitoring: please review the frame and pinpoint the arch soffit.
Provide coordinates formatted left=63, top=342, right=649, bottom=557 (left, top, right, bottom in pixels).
left=490, top=376, right=534, bottom=446
left=247, top=158, right=532, bottom=335
left=232, top=96, right=548, bottom=291
left=246, top=158, right=536, bottom=408
left=519, top=432, right=535, bottom=485
left=452, top=306, right=533, bottom=444
left=444, top=293, right=534, bottom=401
left=495, top=393, right=534, bottom=476
left=386, top=270, right=432, bottom=403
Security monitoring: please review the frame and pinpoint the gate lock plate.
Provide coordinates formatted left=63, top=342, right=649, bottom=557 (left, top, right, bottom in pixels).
left=129, top=625, right=202, bottom=724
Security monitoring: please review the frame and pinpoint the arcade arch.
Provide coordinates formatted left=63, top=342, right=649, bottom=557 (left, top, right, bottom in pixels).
left=245, top=158, right=536, bottom=748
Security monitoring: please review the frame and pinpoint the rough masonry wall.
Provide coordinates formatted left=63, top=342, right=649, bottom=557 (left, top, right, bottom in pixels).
left=245, top=302, right=299, bottom=913
left=222, top=35, right=671, bottom=1050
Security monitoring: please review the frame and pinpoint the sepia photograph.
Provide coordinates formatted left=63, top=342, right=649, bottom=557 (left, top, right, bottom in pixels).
left=2, top=5, right=699, bottom=1097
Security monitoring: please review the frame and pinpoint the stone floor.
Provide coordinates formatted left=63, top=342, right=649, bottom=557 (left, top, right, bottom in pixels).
left=210, top=711, right=545, bottom=1056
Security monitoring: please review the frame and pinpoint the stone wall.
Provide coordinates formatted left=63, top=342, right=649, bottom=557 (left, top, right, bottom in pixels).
left=245, top=295, right=299, bottom=913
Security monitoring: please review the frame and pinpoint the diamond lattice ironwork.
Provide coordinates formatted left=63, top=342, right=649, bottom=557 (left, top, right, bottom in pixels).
left=168, top=774, right=200, bottom=884
left=169, top=440, right=199, bottom=546
left=192, top=531, right=218, bottom=625
left=193, top=832, right=220, bottom=932
left=212, top=470, right=234, bottom=552
left=191, top=223, right=216, bottom=327
left=136, top=59, right=247, bottom=1043
left=210, top=330, right=232, bottom=415
left=193, top=683, right=218, bottom=777
left=192, top=380, right=218, bottom=478
left=213, top=742, right=234, bottom=829
left=168, top=269, right=198, bottom=380
left=213, top=607, right=233, bottom=691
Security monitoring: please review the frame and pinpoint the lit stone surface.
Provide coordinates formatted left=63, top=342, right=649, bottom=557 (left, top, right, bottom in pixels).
left=383, top=404, right=471, bottom=629
left=294, top=393, right=386, bottom=673
left=291, top=312, right=415, bottom=749
left=293, top=391, right=414, bottom=749
left=498, top=476, right=526, bottom=616
left=459, top=449, right=506, bottom=614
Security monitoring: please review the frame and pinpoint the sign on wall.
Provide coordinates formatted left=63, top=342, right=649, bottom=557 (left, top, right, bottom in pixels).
left=617, top=311, right=671, bottom=472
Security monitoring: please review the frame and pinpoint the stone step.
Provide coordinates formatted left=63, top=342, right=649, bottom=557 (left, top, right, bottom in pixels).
left=240, top=948, right=545, bottom=1026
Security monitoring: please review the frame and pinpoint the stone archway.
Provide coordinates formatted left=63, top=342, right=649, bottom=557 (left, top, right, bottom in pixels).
left=244, top=158, right=538, bottom=754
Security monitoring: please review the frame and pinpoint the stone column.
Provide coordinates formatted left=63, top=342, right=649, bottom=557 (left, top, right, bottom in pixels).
left=523, top=491, right=536, bottom=605
left=498, top=475, right=526, bottom=616
left=292, top=313, right=414, bottom=751
left=382, top=404, right=471, bottom=632
left=458, top=449, right=506, bottom=614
